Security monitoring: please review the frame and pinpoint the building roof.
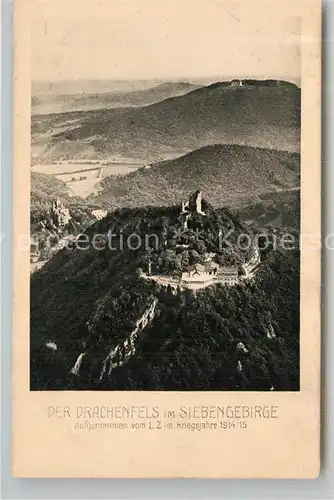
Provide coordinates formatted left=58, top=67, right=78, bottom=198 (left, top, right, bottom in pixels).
left=181, top=272, right=213, bottom=284
left=204, top=261, right=218, bottom=270
left=218, top=266, right=238, bottom=275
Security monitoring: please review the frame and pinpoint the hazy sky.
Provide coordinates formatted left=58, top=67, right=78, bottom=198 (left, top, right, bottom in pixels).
left=31, top=1, right=301, bottom=83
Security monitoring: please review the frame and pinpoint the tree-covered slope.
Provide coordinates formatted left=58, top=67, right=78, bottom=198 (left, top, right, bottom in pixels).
left=93, top=144, right=300, bottom=209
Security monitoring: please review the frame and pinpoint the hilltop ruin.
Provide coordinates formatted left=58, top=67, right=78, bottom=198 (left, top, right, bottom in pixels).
left=143, top=191, right=261, bottom=291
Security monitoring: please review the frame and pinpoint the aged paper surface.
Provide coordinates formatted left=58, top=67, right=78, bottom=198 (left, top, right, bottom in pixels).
left=13, top=0, right=321, bottom=478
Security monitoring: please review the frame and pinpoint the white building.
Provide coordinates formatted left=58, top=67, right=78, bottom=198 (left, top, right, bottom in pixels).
left=217, top=266, right=238, bottom=284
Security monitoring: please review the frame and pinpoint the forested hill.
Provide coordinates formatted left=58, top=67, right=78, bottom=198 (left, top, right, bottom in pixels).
left=93, top=144, right=300, bottom=209
left=104, top=248, right=300, bottom=391
left=31, top=79, right=300, bottom=163
left=30, top=195, right=300, bottom=391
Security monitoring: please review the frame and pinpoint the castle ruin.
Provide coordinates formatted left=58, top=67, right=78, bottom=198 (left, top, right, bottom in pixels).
left=180, top=190, right=206, bottom=220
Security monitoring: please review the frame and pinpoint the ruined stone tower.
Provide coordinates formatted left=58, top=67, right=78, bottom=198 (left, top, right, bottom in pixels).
left=179, top=191, right=206, bottom=232
left=188, top=190, right=206, bottom=216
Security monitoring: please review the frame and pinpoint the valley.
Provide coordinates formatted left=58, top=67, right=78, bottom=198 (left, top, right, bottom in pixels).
left=30, top=79, right=301, bottom=203
left=32, top=160, right=144, bottom=198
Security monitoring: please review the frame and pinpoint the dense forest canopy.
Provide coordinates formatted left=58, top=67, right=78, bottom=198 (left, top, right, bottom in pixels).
left=92, top=145, right=300, bottom=210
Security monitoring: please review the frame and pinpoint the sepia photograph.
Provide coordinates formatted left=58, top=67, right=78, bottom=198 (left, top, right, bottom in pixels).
left=29, top=2, right=301, bottom=392
left=11, top=0, right=323, bottom=480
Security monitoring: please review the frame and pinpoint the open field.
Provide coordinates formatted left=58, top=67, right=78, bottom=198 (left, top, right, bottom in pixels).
left=31, top=161, right=143, bottom=197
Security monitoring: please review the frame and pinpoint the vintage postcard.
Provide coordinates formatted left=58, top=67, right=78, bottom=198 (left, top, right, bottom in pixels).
left=13, top=0, right=321, bottom=478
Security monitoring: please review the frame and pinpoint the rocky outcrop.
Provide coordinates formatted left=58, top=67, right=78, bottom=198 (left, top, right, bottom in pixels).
left=92, top=209, right=108, bottom=220
left=241, top=246, right=261, bottom=278
left=99, top=298, right=158, bottom=379
left=70, top=352, right=86, bottom=376
left=68, top=297, right=159, bottom=381
left=266, top=323, right=276, bottom=339
left=237, top=342, right=249, bottom=353
left=51, top=198, right=71, bottom=228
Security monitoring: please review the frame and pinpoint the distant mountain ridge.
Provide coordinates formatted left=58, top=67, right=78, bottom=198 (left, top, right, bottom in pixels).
left=32, top=79, right=163, bottom=96
left=31, top=79, right=301, bottom=163
left=31, top=81, right=201, bottom=115
left=32, top=78, right=299, bottom=97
